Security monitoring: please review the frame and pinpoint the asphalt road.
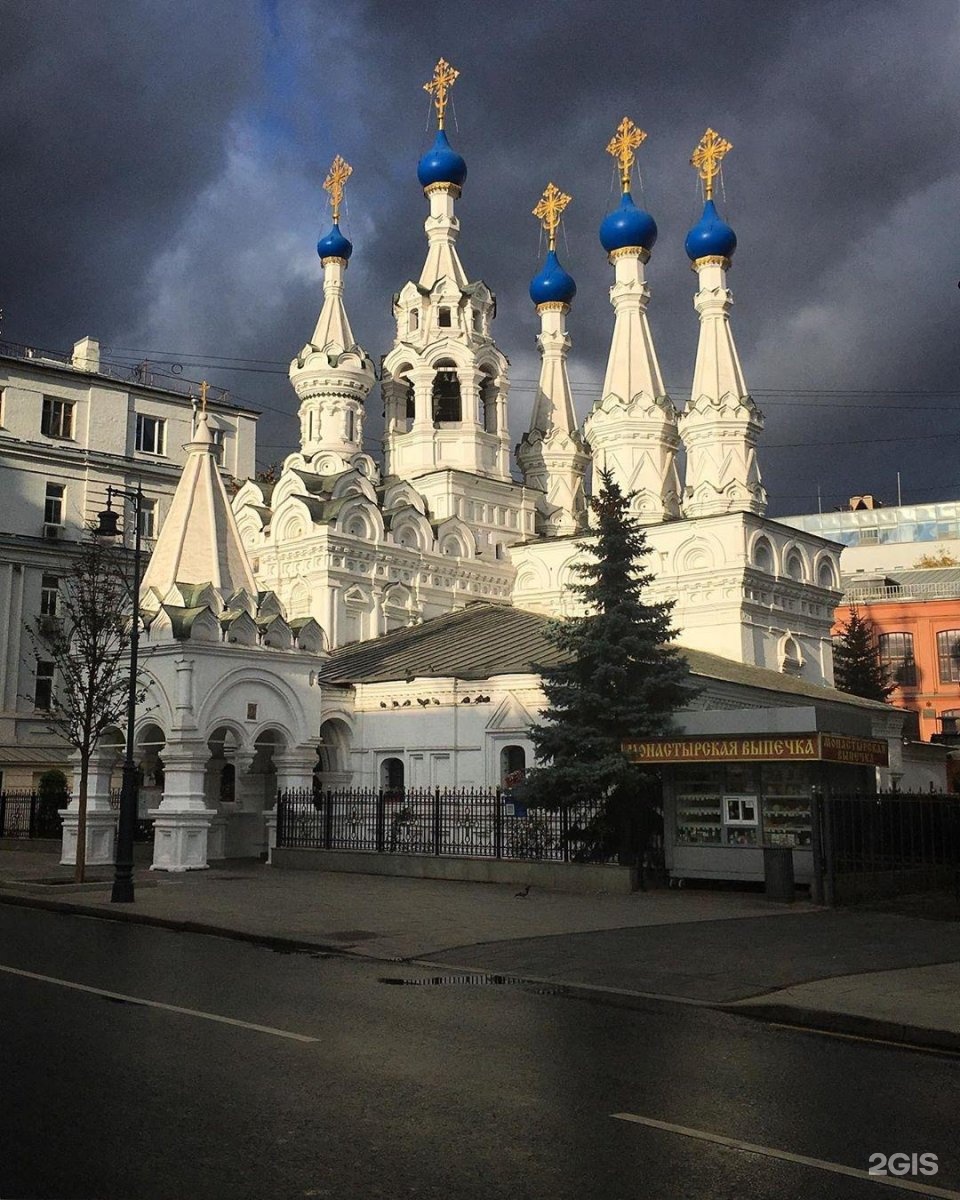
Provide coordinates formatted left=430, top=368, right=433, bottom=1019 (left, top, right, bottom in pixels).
left=1, top=906, right=958, bottom=1200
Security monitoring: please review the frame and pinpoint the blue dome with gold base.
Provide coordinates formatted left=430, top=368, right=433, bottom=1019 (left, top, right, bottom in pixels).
left=417, top=129, right=468, bottom=190
left=599, top=191, right=657, bottom=254
left=684, top=198, right=736, bottom=261
left=317, top=222, right=353, bottom=261
left=530, top=249, right=576, bottom=307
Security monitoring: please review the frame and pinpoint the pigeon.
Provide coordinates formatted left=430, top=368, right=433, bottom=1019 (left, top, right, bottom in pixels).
left=514, top=884, right=531, bottom=898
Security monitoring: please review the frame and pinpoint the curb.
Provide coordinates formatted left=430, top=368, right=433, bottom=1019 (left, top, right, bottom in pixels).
left=724, top=1001, right=960, bottom=1055
left=0, top=890, right=354, bottom=959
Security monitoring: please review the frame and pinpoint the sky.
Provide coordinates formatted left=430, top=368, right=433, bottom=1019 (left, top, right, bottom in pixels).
left=2, top=0, right=959, bottom=516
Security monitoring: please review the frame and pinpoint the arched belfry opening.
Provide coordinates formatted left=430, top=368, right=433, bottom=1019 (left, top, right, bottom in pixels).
left=432, top=360, right=461, bottom=424
left=481, top=370, right=498, bottom=434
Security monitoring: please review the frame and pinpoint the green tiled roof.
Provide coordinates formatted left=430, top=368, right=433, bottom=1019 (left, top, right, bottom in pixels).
left=319, top=601, right=891, bottom=712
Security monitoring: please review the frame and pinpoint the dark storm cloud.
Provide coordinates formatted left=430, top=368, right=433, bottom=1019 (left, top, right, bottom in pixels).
left=2, top=0, right=958, bottom=513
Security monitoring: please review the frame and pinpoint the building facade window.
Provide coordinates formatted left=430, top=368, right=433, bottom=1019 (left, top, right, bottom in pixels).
left=879, top=632, right=918, bottom=687
left=138, top=499, right=157, bottom=539
left=135, top=413, right=166, bottom=455
left=41, top=397, right=74, bottom=439
left=936, top=630, right=960, bottom=684
left=44, top=483, right=65, bottom=527
left=34, top=660, right=54, bottom=710
left=40, top=574, right=60, bottom=617
left=438, top=307, right=452, bottom=328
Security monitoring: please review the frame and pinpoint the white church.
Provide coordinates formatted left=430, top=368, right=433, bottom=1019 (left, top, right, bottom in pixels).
left=60, top=62, right=915, bottom=876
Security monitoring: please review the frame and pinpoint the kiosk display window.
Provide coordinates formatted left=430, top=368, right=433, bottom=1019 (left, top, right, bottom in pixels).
left=675, top=766, right=723, bottom=845
left=761, top=763, right=813, bottom=847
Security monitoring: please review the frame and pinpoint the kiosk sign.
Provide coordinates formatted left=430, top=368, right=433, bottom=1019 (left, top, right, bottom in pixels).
left=623, top=732, right=888, bottom=767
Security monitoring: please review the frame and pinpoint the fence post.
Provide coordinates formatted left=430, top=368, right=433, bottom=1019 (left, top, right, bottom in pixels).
left=433, top=787, right=442, bottom=856
left=809, top=789, right=824, bottom=905
left=0, top=792, right=5, bottom=838
left=822, top=794, right=837, bottom=907
left=561, top=805, right=570, bottom=863
left=376, top=789, right=385, bottom=853
left=29, top=794, right=38, bottom=840
left=324, top=789, right=333, bottom=850
left=276, top=789, right=285, bottom=848
left=494, top=789, right=503, bottom=860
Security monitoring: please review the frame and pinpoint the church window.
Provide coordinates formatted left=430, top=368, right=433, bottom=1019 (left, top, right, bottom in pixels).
left=346, top=409, right=355, bottom=442
left=432, top=364, right=461, bottom=423
left=879, top=632, right=918, bottom=687
left=753, top=538, right=773, bottom=573
left=816, top=559, right=836, bottom=589
left=381, top=757, right=404, bottom=793
left=936, top=630, right=960, bottom=684
left=307, top=411, right=315, bottom=442
left=41, top=397, right=74, bottom=439
left=404, top=377, right=415, bottom=421
left=480, top=374, right=498, bottom=433
left=409, top=311, right=419, bottom=332
left=784, top=551, right=805, bottom=581
left=438, top=307, right=452, bottom=328
left=500, top=745, right=526, bottom=787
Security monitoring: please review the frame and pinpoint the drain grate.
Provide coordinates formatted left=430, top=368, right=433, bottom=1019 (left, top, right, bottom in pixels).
left=379, top=973, right=563, bottom=994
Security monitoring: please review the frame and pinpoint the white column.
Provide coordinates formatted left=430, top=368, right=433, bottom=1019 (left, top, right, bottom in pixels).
left=59, top=747, right=119, bottom=866
left=149, top=740, right=215, bottom=871
left=267, top=747, right=318, bottom=864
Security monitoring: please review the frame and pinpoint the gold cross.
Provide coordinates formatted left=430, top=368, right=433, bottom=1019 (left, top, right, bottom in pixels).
left=691, top=128, right=733, bottom=200
left=323, top=155, right=352, bottom=223
left=199, top=380, right=208, bottom=414
left=606, top=117, right=647, bottom=191
left=533, top=182, right=572, bottom=250
left=423, top=58, right=459, bottom=130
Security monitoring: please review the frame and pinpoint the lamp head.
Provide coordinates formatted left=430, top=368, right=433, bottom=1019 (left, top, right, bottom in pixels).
left=96, top=507, right=120, bottom=538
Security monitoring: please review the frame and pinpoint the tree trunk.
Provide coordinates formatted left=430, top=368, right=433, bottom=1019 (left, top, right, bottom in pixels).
left=75, top=758, right=89, bottom=884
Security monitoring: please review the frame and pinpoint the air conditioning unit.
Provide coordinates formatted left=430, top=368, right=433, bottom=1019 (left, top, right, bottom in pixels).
left=42, top=524, right=62, bottom=540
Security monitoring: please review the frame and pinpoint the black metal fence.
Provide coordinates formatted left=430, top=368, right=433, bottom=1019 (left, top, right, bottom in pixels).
left=277, top=787, right=612, bottom=863
left=0, top=791, right=64, bottom=840
left=814, top=792, right=960, bottom=905
left=108, top=789, right=154, bottom=842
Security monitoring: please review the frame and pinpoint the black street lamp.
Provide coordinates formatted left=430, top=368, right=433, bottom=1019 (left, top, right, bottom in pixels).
left=96, top=483, right=147, bottom=903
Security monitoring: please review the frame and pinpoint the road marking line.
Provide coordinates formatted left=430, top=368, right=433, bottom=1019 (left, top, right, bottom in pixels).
left=611, top=1113, right=960, bottom=1198
left=0, top=964, right=318, bottom=1043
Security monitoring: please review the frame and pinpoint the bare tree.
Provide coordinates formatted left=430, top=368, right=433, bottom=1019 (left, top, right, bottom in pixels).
left=25, top=534, right=146, bottom=881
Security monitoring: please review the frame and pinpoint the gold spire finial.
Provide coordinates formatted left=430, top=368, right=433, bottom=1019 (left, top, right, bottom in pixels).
left=199, top=380, right=209, bottom=414
left=606, top=117, right=647, bottom=192
left=691, top=128, right=733, bottom=201
left=323, top=154, right=353, bottom=224
left=533, top=182, right=572, bottom=252
left=424, top=58, right=460, bottom=130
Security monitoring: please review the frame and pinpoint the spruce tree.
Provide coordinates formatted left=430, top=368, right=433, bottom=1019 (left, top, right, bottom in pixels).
left=832, top=607, right=894, bottom=701
left=523, top=473, right=691, bottom=841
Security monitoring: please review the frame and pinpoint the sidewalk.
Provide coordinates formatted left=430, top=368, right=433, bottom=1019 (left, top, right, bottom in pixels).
left=2, top=849, right=959, bottom=1051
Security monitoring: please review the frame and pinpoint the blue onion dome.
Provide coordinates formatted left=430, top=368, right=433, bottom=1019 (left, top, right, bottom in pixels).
left=417, top=128, right=468, bottom=190
left=529, top=249, right=577, bottom=307
left=317, top=222, right=353, bottom=261
left=684, top=198, right=737, bottom=261
left=599, top=191, right=658, bottom=254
